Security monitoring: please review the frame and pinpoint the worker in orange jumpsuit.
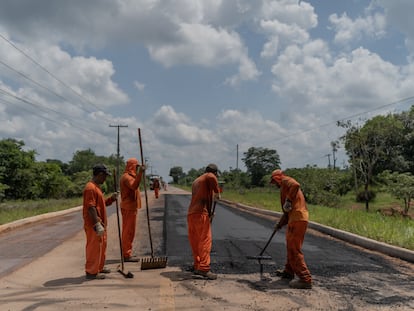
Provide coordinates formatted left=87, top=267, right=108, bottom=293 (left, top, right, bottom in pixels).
left=270, top=169, right=312, bottom=289
left=83, top=164, right=117, bottom=280
left=153, top=178, right=160, bottom=199
left=187, top=163, right=220, bottom=280
left=120, top=158, right=145, bottom=262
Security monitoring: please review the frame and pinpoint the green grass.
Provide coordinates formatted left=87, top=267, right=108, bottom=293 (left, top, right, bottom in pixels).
left=0, top=198, right=82, bottom=225
left=219, top=187, right=414, bottom=251
left=308, top=205, right=414, bottom=250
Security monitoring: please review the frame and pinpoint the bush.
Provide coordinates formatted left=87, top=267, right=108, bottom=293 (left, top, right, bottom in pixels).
left=307, top=191, right=341, bottom=208
left=356, top=189, right=376, bottom=202
left=285, top=167, right=352, bottom=207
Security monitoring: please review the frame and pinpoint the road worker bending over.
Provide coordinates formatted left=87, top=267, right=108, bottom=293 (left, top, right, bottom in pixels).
left=187, top=163, right=221, bottom=280
left=120, top=158, right=145, bottom=262
left=83, top=164, right=118, bottom=280
left=270, top=169, right=313, bottom=289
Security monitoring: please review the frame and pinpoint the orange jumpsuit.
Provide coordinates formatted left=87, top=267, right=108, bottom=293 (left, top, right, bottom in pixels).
left=153, top=179, right=160, bottom=199
left=187, top=172, right=220, bottom=272
left=83, top=181, right=114, bottom=275
left=277, top=175, right=312, bottom=283
left=120, top=158, right=143, bottom=259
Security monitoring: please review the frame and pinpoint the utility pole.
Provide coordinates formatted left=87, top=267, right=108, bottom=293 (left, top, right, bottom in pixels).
left=331, top=140, right=339, bottom=170
left=236, top=144, right=239, bottom=189
left=236, top=144, right=239, bottom=171
left=109, top=124, right=128, bottom=183
left=324, top=154, right=331, bottom=168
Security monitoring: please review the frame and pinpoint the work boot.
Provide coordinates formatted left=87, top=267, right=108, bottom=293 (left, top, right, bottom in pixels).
left=289, top=279, right=312, bottom=289
left=85, top=272, right=105, bottom=280
left=275, top=269, right=294, bottom=280
left=100, top=267, right=111, bottom=274
left=194, top=270, right=217, bottom=280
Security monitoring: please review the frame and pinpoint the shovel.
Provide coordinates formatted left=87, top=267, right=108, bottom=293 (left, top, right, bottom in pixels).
left=138, top=128, right=168, bottom=270
left=113, top=170, right=134, bottom=278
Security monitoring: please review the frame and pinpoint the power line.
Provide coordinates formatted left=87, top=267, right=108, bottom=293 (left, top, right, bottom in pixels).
left=0, top=96, right=61, bottom=126
left=0, top=87, right=102, bottom=137
left=250, top=95, right=414, bottom=148
left=0, top=33, right=119, bottom=128
left=0, top=58, right=94, bottom=115
left=0, top=32, right=102, bottom=112
left=0, top=87, right=76, bottom=120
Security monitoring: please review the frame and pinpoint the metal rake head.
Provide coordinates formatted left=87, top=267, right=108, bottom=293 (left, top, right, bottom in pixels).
left=140, top=256, right=168, bottom=270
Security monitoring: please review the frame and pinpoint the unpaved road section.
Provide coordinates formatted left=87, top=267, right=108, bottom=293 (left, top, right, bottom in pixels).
left=0, top=186, right=413, bottom=311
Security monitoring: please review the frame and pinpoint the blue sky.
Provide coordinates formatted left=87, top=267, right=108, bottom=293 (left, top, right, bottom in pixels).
left=1, top=0, right=414, bottom=181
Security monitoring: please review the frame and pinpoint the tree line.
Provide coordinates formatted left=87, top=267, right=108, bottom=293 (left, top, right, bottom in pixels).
left=0, top=138, right=122, bottom=201
left=3, top=106, right=414, bottom=214
left=170, top=106, right=414, bottom=214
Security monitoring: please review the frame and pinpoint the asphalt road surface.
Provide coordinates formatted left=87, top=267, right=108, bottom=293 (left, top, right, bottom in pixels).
left=165, top=194, right=414, bottom=309
left=0, top=187, right=413, bottom=310
left=0, top=206, right=116, bottom=278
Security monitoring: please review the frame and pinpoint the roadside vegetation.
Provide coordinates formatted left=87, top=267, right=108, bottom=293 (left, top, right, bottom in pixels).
left=221, top=187, right=414, bottom=251
left=168, top=109, right=414, bottom=251
left=176, top=185, right=414, bottom=251
left=1, top=108, right=414, bottom=252
left=0, top=198, right=82, bottom=225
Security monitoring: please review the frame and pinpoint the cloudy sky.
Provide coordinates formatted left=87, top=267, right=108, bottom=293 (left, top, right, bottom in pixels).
left=1, top=0, right=414, bottom=181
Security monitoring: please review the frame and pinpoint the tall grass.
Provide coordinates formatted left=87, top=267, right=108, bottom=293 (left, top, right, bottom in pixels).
left=308, top=205, right=414, bottom=250
left=0, top=198, right=82, bottom=225
left=221, top=187, right=414, bottom=250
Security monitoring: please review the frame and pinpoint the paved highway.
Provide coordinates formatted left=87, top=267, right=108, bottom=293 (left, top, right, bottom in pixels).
left=165, top=194, right=414, bottom=306
left=0, top=188, right=413, bottom=310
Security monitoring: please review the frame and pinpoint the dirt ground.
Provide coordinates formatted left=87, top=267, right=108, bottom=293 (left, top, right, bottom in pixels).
left=0, top=186, right=413, bottom=311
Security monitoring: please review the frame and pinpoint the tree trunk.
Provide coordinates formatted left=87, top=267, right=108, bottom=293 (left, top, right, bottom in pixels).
left=404, top=198, right=410, bottom=215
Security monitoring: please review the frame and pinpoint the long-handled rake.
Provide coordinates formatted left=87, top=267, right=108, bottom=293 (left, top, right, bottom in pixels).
left=246, top=227, right=278, bottom=278
left=113, top=170, right=134, bottom=278
left=138, top=128, right=168, bottom=270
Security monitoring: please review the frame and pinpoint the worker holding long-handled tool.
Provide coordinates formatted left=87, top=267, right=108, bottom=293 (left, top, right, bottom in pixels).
left=138, top=128, right=168, bottom=269
left=187, top=163, right=221, bottom=280
left=113, top=169, right=134, bottom=278
left=246, top=227, right=277, bottom=280
left=270, top=169, right=312, bottom=289
left=82, top=164, right=118, bottom=280
left=119, top=158, right=146, bottom=262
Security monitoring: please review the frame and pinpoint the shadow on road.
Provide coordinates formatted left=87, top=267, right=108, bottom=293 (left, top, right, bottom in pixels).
left=238, top=278, right=289, bottom=291
left=43, top=276, right=88, bottom=287
left=160, top=270, right=196, bottom=282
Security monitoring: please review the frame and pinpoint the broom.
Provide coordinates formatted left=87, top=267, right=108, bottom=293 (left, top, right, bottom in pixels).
left=138, top=128, right=168, bottom=270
